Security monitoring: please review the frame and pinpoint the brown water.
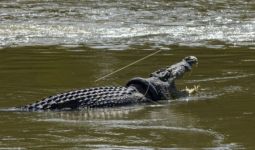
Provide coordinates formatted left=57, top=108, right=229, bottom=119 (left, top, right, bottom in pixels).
left=0, top=0, right=255, bottom=149
left=0, top=47, right=254, bottom=149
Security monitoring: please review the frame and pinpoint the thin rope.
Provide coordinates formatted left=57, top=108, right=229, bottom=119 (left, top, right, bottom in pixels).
left=143, top=82, right=160, bottom=105
left=95, top=49, right=162, bottom=82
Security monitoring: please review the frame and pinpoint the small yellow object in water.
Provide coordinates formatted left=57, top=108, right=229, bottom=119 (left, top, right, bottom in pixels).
left=185, top=85, right=200, bottom=95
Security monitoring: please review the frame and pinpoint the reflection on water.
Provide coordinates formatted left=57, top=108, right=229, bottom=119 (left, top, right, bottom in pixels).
left=2, top=104, right=239, bottom=149
left=40, top=107, right=142, bottom=121
left=0, top=0, right=254, bottom=50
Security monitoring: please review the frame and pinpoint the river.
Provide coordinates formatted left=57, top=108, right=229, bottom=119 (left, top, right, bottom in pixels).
left=0, top=0, right=255, bottom=149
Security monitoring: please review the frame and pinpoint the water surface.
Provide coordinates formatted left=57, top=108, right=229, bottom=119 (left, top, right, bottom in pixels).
left=0, top=0, right=255, bottom=149
left=0, top=0, right=254, bottom=50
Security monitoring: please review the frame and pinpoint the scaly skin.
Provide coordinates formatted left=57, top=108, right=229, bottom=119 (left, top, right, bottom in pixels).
left=19, top=56, right=198, bottom=111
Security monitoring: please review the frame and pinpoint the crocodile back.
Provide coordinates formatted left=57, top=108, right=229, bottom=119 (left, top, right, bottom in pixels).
left=21, top=86, right=144, bottom=111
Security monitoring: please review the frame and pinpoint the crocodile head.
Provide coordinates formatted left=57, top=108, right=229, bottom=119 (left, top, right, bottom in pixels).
left=150, top=56, right=198, bottom=82
left=127, top=56, right=198, bottom=100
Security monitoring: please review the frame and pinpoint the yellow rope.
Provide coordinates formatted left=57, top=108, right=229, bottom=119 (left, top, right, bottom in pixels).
left=95, top=49, right=162, bottom=82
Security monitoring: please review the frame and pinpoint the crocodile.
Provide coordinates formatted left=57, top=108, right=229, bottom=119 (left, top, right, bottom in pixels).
left=17, top=56, right=198, bottom=111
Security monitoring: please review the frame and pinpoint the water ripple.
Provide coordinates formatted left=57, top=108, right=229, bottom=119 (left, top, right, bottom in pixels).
left=188, top=74, right=254, bottom=83
left=0, top=0, right=254, bottom=50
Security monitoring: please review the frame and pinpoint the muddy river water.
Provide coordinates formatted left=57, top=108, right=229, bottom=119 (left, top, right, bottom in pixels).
left=0, top=0, right=255, bottom=149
